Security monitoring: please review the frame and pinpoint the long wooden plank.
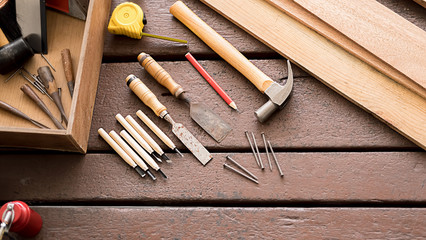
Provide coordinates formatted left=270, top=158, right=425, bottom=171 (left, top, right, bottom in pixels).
left=200, top=0, right=426, bottom=150
left=7, top=207, right=425, bottom=239
left=1, top=152, right=425, bottom=202
left=266, top=0, right=426, bottom=99
left=292, top=0, right=426, bottom=94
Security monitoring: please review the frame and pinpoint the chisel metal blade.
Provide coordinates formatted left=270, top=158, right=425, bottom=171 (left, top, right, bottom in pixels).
left=172, top=122, right=212, bottom=165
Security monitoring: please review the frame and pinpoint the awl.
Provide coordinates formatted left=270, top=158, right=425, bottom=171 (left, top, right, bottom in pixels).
left=126, top=74, right=212, bottom=165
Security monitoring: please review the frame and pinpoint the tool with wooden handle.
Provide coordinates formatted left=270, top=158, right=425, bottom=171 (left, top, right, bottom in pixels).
left=37, top=66, right=68, bottom=125
left=97, top=128, right=146, bottom=178
left=170, top=1, right=293, bottom=122
left=20, top=84, right=64, bottom=130
left=0, top=100, right=49, bottom=129
left=138, top=52, right=232, bottom=142
left=136, top=110, right=183, bottom=157
left=126, top=74, right=212, bottom=165
left=61, top=49, right=75, bottom=97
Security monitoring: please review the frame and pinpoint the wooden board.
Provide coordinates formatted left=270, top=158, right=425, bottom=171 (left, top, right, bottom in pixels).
left=6, top=207, right=422, bottom=239
left=200, top=0, right=426, bottom=150
left=1, top=152, right=424, bottom=202
left=267, top=0, right=426, bottom=99
left=413, top=0, right=426, bottom=8
left=292, top=0, right=426, bottom=95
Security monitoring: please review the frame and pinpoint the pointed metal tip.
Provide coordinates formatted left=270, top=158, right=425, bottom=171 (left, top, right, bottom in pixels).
left=158, top=169, right=168, bottom=179
left=151, top=153, right=162, bottom=163
left=146, top=170, right=156, bottom=181
left=134, top=166, right=146, bottom=178
left=161, top=154, right=170, bottom=161
left=174, top=148, right=184, bottom=157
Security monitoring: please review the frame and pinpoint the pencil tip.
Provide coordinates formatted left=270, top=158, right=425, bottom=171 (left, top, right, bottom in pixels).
left=229, top=102, right=238, bottom=111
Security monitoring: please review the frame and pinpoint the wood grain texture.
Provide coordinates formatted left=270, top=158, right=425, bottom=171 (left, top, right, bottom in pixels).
left=89, top=61, right=415, bottom=151
left=293, top=0, right=426, bottom=94
left=4, top=207, right=419, bottom=239
left=267, top=0, right=426, bottom=99
left=0, top=152, right=424, bottom=202
left=201, top=0, right=426, bottom=150
left=413, top=0, right=426, bottom=8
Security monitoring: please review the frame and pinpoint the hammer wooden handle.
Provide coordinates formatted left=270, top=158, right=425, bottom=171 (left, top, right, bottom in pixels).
left=170, top=1, right=274, bottom=93
left=126, top=74, right=167, bottom=117
left=138, top=52, right=184, bottom=97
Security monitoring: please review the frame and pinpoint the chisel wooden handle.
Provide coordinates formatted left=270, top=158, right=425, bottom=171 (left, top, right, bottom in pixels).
left=126, top=74, right=167, bottom=117
left=170, top=1, right=274, bottom=93
left=125, top=115, right=165, bottom=155
left=98, top=128, right=137, bottom=168
left=0, top=100, right=49, bottom=129
left=61, top=49, right=75, bottom=97
left=136, top=110, right=176, bottom=150
left=137, top=52, right=184, bottom=97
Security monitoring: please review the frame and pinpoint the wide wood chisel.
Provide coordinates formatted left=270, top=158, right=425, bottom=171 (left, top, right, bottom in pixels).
left=126, top=74, right=212, bottom=165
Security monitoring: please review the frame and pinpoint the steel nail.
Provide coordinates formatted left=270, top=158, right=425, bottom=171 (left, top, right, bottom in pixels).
left=268, top=140, right=284, bottom=177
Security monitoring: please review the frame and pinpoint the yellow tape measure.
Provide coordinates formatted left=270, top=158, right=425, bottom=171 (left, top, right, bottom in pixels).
left=108, top=2, right=187, bottom=43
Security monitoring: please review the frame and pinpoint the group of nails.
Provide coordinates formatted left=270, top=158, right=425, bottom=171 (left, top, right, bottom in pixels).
left=223, top=132, right=284, bottom=184
left=0, top=49, right=74, bottom=130
left=98, top=111, right=183, bottom=181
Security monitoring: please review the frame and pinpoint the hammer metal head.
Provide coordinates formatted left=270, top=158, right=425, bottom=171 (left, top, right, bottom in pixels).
left=255, top=60, right=293, bottom=122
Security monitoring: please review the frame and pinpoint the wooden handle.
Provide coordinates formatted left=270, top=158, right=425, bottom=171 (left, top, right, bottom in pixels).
left=137, top=52, right=184, bottom=97
left=115, top=113, right=153, bottom=154
left=61, top=49, right=74, bottom=84
left=120, top=130, right=160, bottom=171
left=125, top=115, right=164, bottom=155
left=0, top=100, right=32, bottom=122
left=98, top=128, right=137, bottom=168
left=37, top=66, right=58, bottom=95
left=170, top=1, right=273, bottom=93
left=126, top=74, right=167, bottom=117
left=136, top=110, right=176, bottom=150
left=109, top=130, right=149, bottom=171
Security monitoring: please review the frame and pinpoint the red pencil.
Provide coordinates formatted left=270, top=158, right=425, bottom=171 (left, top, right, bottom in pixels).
left=185, top=52, right=238, bottom=111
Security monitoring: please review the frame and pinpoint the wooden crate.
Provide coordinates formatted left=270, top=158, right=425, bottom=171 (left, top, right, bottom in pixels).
left=0, top=0, right=111, bottom=153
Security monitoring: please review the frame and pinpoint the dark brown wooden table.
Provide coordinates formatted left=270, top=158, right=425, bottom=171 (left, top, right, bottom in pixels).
left=1, top=0, right=425, bottom=239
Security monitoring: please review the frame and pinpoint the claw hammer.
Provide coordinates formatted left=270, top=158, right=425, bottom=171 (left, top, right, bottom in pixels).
left=170, top=1, right=293, bottom=122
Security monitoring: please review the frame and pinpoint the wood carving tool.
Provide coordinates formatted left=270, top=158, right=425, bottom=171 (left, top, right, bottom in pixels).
left=115, top=113, right=162, bottom=163
left=61, top=49, right=75, bottom=97
left=11, top=68, right=53, bottom=102
left=268, top=140, right=284, bottom=177
left=136, top=110, right=183, bottom=157
left=224, top=163, right=259, bottom=184
left=97, top=128, right=146, bottom=179
left=261, top=132, right=273, bottom=171
left=126, top=74, right=212, bottom=165
left=20, top=84, right=64, bottom=130
left=138, top=52, right=232, bottom=143
left=125, top=115, right=171, bottom=163
left=108, top=2, right=187, bottom=43
left=245, top=131, right=260, bottom=168
left=0, top=100, right=49, bottom=129
left=185, top=52, right=238, bottom=111
left=226, top=155, right=258, bottom=180
left=120, top=130, right=167, bottom=179
left=109, top=130, right=156, bottom=181
left=170, top=1, right=294, bottom=122
left=37, top=66, right=68, bottom=125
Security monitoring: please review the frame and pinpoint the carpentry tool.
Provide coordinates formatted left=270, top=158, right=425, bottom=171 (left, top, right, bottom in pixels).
left=115, top=113, right=162, bottom=163
left=46, top=0, right=89, bottom=21
left=261, top=132, right=272, bottom=171
left=224, top=163, right=258, bottom=184
left=138, top=52, right=232, bottom=143
left=97, top=128, right=146, bottom=179
left=125, top=115, right=170, bottom=162
left=109, top=130, right=156, bottom=181
left=61, top=49, right=75, bottom=97
left=245, top=131, right=260, bottom=167
left=268, top=140, right=284, bottom=177
left=126, top=74, right=212, bottom=165
left=37, top=66, right=68, bottom=125
left=20, top=84, right=64, bottom=130
left=0, top=100, right=49, bottom=129
left=136, top=110, right=183, bottom=157
left=108, top=2, right=187, bottom=43
left=170, top=1, right=294, bottom=122
left=226, top=155, right=258, bottom=180
left=120, top=130, right=167, bottom=179
left=185, top=52, right=238, bottom=111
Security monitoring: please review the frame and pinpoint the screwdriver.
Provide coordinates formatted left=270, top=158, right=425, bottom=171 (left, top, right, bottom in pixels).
left=0, top=100, right=49, bottom=129
left=108, top=2, right=187, bottom=43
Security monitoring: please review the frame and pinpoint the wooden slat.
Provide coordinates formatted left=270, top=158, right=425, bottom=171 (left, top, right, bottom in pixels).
left=267, top=0, right=426, bottom=99
left=200, top=0, right=426, bottom=150
left=292, top=0, right=426, bottom=95
left=7, top=207, right=424, bottom=239
left=1, top=152, right=425, bottom=202
left=88, top=61, right=414, bottom=151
